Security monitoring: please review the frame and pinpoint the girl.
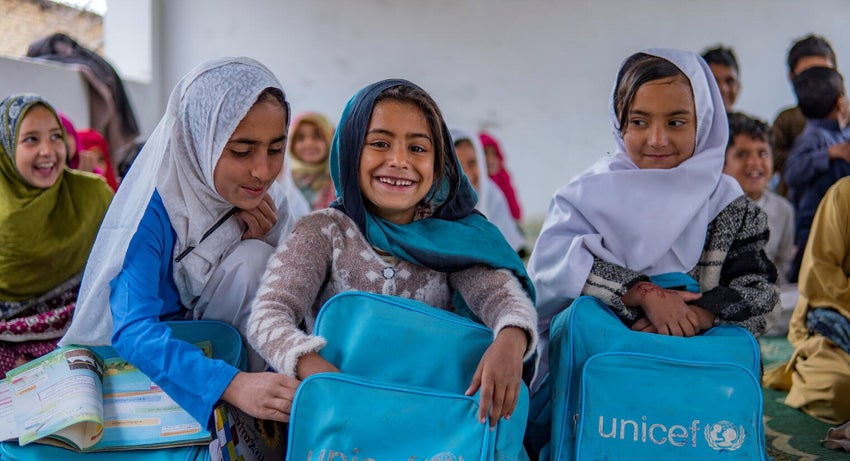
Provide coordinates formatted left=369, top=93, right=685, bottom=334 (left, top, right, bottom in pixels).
left=57, top=112, right=81, bottom=168
left=59, top=57, right=298, bottom=433
left=0, top=94, right=113, bottom=376
left=450, top=128, right=528, bottom=255
left=479, top=131, right=522, bottom=221
left=248, top=80, right=538, bottom=428
left=527, top=49, right=778, bottom=388
left=286, top=112, right=336, bottom=210
left=78, top=128, right=120, bottom=190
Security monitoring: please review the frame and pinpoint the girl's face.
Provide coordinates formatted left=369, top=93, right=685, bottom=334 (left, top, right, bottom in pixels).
left=15, top=105, right=66, bottom=188
left=454, top=140, right=479, bottom=191
left=214, top=99, right=287, bottom=209
left=292, top=121, right=328, bottom=164
left=359, top=100, right=435, bottom=225
left=622, top=75, right=697, bottom=170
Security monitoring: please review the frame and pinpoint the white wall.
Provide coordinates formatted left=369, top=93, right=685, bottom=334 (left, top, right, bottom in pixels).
left=105, top=0, right=850, bottom=220
left=0, top=56, right=90, bottom=127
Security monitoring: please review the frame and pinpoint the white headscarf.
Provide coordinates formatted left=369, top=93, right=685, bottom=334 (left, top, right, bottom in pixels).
left=449, top=127, right=527, bottom=251
left=61, top=57, right=292, bottom=346
left=528, top=48, right=742, bottom=319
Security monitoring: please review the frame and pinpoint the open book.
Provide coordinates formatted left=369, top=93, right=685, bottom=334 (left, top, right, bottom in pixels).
left=0, top=343, right=212, bottom=452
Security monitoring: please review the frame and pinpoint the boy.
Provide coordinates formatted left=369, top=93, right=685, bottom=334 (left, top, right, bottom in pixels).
left=724, top=112, right=796, bottom=335
left=772, top=34, right=837, bottom=189
left=702, top=46, right=740, bottom=111
left=783, top=67, right=850, bottom=282
left=724, top=112, right=795, bottom=281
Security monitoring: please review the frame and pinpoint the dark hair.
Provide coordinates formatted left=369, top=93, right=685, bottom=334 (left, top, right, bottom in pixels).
left=793, top=66, right=845, bottom=119
left=614, top=53, right=689, bottom=134
left=255, top=87, right=291, bottom=141
left=117, top=139, right=145, bottom=178
left=788, top=34, right=836, bottom=75
left=726, top=112, right=772, bottom=149
left=256, top=87, right=287, bottom=109
left=701, top=46, right=739, bottom=72
left=375, top=85, right=451, bottom=204
left=453, top=138, right=473, bottom=149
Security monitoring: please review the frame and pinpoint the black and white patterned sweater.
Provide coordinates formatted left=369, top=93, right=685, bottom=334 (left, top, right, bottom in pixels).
left=583, top=196, right=779, bottom=335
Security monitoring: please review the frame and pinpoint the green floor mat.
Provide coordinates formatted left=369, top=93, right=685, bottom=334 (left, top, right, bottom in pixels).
left=760, top=335, right=845, bottom=460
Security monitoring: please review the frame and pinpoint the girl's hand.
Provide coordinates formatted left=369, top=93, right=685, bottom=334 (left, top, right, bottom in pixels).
left=624, top=283, right=702, bottom=337
left=295, top=351, right=340, bottom=379
left=221, top=371, right=300, bottom=423
left=630, top=317, right=657, bottom=333
left=632, top=303, right=716, bottom=334
left=689, top=304, right=717, bottom=331
left=465, top=326, right=527, bottom=429
left=236, top=193, right=277, bottom=240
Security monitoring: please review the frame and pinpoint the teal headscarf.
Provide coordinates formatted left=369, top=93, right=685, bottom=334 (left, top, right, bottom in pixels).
left=329, top=79, right=534, bottom=301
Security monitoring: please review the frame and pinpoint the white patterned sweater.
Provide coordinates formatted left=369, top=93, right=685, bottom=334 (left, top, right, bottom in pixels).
left=247, top=208, right=538, bottom=377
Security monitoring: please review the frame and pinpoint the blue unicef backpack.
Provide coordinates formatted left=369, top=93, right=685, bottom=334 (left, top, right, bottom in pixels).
left=539, top=296, right=766, bottom=461
left=285, top=291, right=530, bottom=461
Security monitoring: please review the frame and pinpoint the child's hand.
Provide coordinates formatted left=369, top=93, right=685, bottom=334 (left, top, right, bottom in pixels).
left=632, top=302, right=715, bottom=334
left=236, top=193, right=278, bottom=240
left=294, top=351, right=340, bottom=379
left=465, top=326, right=527, bottom=429
left=689, top=304, right=717, bottom=331
left=630, top=317, right=657, bottom=333
left=222, top=371, right=301, bottom=423
left=628, top=283, right=701, bottom=336
left=828, top=142, right=850, bottom=163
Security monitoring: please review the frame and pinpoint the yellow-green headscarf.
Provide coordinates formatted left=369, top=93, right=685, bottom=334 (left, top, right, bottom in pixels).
left=0, top=94, right=113, bottom=303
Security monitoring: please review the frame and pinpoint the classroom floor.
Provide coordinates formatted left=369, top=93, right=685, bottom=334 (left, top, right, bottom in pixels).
left=761, top=335, right=845, bottom=460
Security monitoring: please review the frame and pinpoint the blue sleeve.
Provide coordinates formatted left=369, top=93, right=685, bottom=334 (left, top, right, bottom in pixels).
left=784, top=130, right=831, bottom=190
left=109, top=191, right=240, bottom=427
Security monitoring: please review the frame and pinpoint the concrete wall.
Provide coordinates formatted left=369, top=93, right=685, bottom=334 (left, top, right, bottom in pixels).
left=0, top=0, right=104, bottom=58
left=105, top=0, right=850, bottom=220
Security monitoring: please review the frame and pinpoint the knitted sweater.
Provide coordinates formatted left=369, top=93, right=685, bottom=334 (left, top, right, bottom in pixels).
left=583, top=196, right=778, bottom=335
left=248, top=208, right=538, bottom=376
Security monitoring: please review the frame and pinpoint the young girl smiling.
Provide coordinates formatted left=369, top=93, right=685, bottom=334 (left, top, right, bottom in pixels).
left=528, top=49, right=778, bottom=388
left=248, top=80, right=538, bottom=428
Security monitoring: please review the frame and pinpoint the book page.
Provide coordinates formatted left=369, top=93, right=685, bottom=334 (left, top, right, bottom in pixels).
left=91, top=346, right=211, bottom=450
left=6, top=346, right=104, bottom=449
left=0, top=380, right=17, bottom=441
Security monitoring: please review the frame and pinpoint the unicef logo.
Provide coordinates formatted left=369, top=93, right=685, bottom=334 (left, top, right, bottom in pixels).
left=428, top=453, right=460, bottom=461
left=704, top=421, right=745, bottom=451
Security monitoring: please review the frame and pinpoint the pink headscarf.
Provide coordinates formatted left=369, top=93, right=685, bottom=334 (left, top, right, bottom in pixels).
left=78, top=128, right=119, bottom=191
left=479, top=131, right=522, bottom=220
left=57, top=112, right=81, bottom=169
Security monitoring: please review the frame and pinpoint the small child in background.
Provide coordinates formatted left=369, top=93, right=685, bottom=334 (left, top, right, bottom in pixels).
left=286, top=112, right=337, bottom=210
left=723, top=112, right=797, bottom=336
left=479, top=131, right=523, bottom=222
left=78, top=128, right=119, bottom=191
left=450, top=129, right=528, bottom=256
left=723, top=112, right=795, bottom=280
left=783, top=66, right=850, bottom=282
left=702, top=45, right=740, bottom=111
